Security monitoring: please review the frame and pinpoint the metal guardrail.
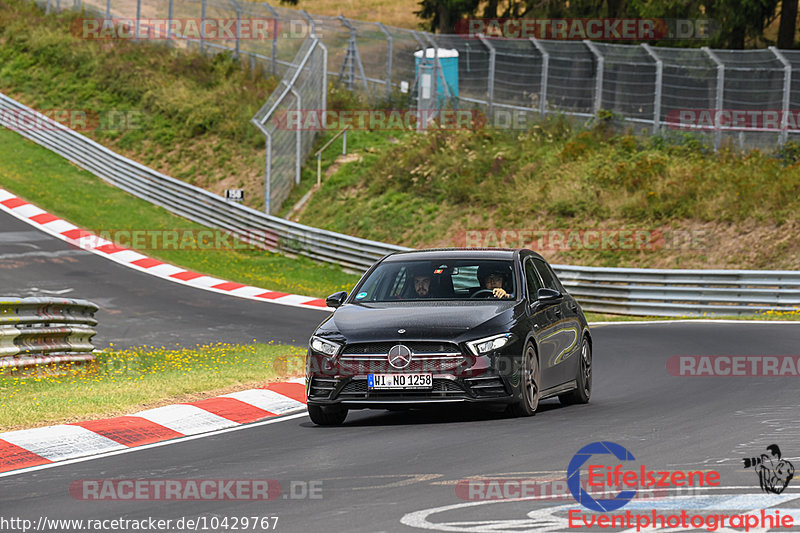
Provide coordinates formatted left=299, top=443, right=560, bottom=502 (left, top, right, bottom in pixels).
left=553, top=265, right=800, bottom=317
left=0, top=298, right=99, bottom=368
left=3, top=94, right=800, bottom=316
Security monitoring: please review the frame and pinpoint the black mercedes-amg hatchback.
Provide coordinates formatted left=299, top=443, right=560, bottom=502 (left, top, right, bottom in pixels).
left=305, top=248, right=592, bottom=425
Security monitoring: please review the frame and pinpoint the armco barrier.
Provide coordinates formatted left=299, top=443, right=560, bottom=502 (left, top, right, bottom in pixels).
left=555, top=265, right=800, bottom=317
left=3, top=93, right=800, bottom=317
left=0, top=298, right=99, bottom=368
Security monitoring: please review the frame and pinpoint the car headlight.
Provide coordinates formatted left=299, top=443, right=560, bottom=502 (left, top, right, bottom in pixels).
left=467, top=333, right=512, bottom=356
left=310, top=336, right=343, bottom=356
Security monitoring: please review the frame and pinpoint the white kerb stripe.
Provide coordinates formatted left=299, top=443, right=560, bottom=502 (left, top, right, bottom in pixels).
left=221, top=389, right=305, bottom=415
left=134, top=404, right=237, bottom=435
left=0, top=190, right=16, bottom=202
left=144, top=264, right=185, bottom=276
left=273, top=294, right=319, bottom=306
left=0, top=425, right=126, bottom=461
left=184, top=276, right=228, bottom=289
left=41, top=220, right=76, bottom=234
left=12, top=204, right=45, bottom=218
left=109, top=250, right=149, bottom=263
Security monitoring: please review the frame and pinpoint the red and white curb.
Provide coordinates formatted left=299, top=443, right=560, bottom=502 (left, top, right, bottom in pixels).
left=0, top=379, right=307, bottom=473
left=0, top=188, right=332, bottom=311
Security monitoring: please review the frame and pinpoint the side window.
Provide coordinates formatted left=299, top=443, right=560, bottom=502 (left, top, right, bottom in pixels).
left=524, top=259, right=543, bottom=300
left=389, top=267, right=407, bottom=298
left=533, top=258, right=560, bottom=291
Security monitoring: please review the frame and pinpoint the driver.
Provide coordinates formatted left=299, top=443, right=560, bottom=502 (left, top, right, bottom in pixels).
left=477, top=265, right=511, bottom=299
left=412, top=271, right=433, bottom=298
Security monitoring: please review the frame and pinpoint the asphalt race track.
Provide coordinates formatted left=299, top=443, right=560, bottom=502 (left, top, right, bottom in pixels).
left=0, top=209, right=326, bottom=348
left=3, top=209, right=800, bottom=532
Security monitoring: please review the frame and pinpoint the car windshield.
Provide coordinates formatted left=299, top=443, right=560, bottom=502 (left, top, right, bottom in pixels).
left=351, top=259, right=517, bottom=302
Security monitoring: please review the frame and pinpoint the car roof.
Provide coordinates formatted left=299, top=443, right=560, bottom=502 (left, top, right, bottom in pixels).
left=382, top=248, right=520, bottom=262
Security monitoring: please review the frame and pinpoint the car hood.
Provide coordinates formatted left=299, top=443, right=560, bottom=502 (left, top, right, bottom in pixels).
left=322, top=301, right=516, bottom=341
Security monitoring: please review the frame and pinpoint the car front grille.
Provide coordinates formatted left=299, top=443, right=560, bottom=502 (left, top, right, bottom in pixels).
left=342, top=342, right=461, bottom=355
left=339, top=341, right=466, bottom=373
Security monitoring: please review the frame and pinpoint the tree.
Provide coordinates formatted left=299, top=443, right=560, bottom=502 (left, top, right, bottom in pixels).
left=778, top=0, right=798, bottom=48
left=415, top=0, right=481, bottom=33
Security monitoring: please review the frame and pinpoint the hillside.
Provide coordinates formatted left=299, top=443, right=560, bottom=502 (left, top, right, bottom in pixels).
left=292, top=118, right=800, bottom=270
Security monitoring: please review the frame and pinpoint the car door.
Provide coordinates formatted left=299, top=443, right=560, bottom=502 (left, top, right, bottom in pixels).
left=523, top=257, right=559, bottom=391
left=532, top=257, right=582, bottom=387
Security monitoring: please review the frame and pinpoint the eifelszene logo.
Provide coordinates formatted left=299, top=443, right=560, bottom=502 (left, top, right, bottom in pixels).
left=743, top=444, right=795, bottom=494
left=567, top=441, right=720, bottom=512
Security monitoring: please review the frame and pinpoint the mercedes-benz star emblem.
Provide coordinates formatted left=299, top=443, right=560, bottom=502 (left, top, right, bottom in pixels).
left=388, top=344, right=412, bottom=369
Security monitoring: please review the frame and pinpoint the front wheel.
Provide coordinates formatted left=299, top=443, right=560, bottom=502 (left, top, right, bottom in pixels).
left=559, top=337, right=591, bottom=405
left=507, top=343, right=539, bottom=417
left=308, top=404, right=348, bottom=426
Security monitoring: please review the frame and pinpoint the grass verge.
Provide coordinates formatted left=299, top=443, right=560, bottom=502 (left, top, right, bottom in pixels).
left=0, top=343, right=306, bottom=431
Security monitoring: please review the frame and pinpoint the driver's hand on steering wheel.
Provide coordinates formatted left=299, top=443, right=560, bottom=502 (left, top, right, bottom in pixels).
left=492, top=288, right=509, bottom=298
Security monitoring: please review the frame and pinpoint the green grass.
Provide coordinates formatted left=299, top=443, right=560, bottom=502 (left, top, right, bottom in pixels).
left=0, top=342, right=306, bottom=430
left=0, top=127, right=361, bottom=297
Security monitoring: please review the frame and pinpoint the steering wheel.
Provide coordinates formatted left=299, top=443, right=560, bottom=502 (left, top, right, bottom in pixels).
left=470, top=289, right=495, bottom=299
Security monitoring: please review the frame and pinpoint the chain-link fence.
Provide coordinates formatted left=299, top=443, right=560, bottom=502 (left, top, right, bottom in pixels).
left=31, top=0, right=800, bottom=211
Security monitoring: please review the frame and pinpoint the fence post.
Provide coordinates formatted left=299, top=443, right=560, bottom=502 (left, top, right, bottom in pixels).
left=703, top=47, right=724, bottom=151
left=477, top=34, right=496, bottom=120
left=264, top=133, right=272, bottom=215
left=235, top=6, right=242, bottom=59
left=641, top=43, right=662, bottom=134
left=530, top=38, right=548, bottom=116
left=200, top=0, right=207, bottom=54
left=338, top=16, right=368, bottom=93
left=770, top=46, right=792, bottom=146
left=261, top=3, right=280, bottom=76
left=166, top=0, right=173, bottom=47
left=135, top=0, right=141, bottom=41
left=287, top=83, right=302, bottom=185
left=584, top=40, right=604, bottom=116
left=377, top=22, right=393, bottom=100
left=105, top=0, right=110, bottom=19
left=45, top=0, right=51, bottom=15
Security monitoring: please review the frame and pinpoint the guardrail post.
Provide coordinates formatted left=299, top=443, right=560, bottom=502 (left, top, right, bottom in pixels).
left=530, top=38, right=548, bottom=116
left=641, top=43, right=662, bottom=134
left=584, top=40, right=604, bottom=116
left=703, top=47, right=724, bottom=151
left=770, top=46, right=792, bottom=146
left=477, top=34, right=496, bottom=120
left=377, top=22, right=393, bottom=99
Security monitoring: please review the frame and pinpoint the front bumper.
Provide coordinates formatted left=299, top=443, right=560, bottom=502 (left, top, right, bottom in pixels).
left=306, top=374, right=514, bottom=408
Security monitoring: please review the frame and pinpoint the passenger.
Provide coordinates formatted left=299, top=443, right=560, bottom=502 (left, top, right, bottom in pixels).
left=477, top=265, right=511, bottom=299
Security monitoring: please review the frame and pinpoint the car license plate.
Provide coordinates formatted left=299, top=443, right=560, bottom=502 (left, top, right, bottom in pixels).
left=368, top=373, right=433, bottom=390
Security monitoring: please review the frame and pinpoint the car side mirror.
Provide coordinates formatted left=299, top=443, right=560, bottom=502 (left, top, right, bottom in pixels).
left=325, top=291, right=348, bottom=309
left=536, top=288, right=562, bottom=302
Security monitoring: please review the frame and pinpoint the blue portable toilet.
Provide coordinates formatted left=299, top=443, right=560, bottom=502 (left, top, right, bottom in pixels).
left=414, top=48, right=459, bottom=107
